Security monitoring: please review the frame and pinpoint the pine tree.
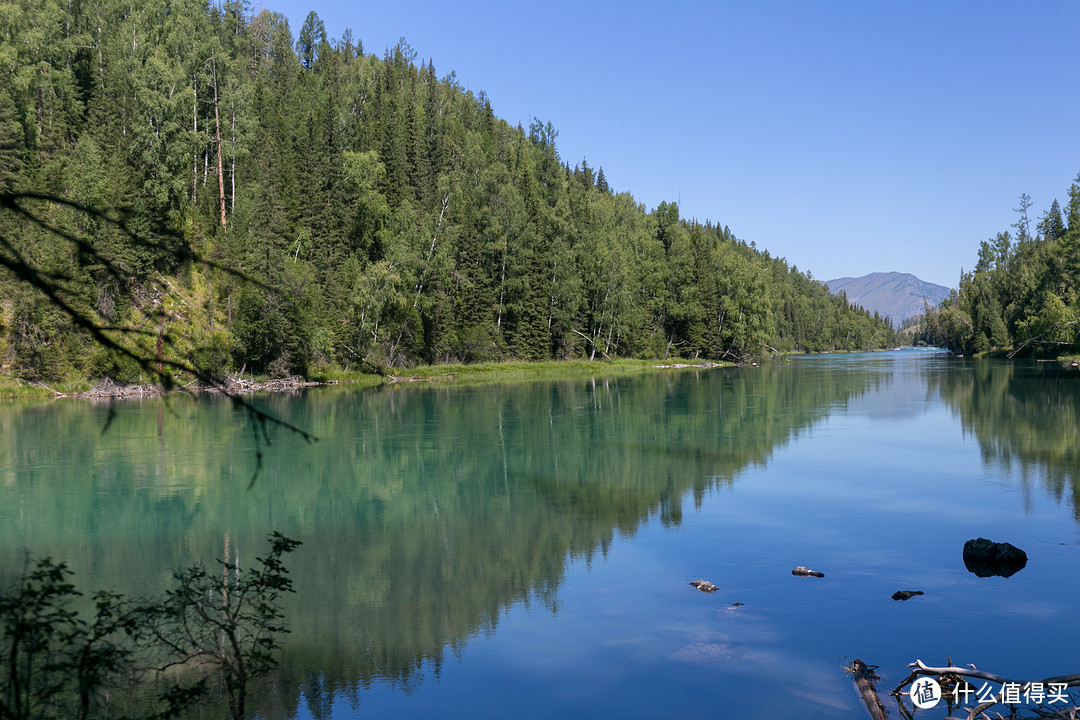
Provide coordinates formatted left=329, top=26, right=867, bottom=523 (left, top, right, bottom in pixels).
left=296, top=11, right=326, bottom=71
left=1038, top=199, right=1065, bottom=242
left=596, top=166, right=610, bottom=194
left=0, top=87, right=24, bottom=192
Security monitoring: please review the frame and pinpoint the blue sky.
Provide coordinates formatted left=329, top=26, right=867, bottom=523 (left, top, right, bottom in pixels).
left=266, top=1, right=1080, bottom=289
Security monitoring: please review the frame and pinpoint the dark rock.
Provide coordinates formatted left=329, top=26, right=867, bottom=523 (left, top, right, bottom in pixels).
left=792, top=566, right=825, bottom=578
left=963, top=538, right=1027, bottom=578
left=690, top=579, right=718, bottom=593
left=892, top=590, right=924, bottom=601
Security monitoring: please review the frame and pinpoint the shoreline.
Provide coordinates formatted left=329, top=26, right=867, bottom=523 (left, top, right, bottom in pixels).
left=1, top=359, right=735, bottom=401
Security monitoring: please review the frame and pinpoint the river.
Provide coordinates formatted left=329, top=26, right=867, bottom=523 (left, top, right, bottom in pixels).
left=2, top=349, right=1079, bottom=718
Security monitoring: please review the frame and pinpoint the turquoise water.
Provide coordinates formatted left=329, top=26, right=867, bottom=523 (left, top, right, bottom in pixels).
left=2, top=349, right=1079, bottom=718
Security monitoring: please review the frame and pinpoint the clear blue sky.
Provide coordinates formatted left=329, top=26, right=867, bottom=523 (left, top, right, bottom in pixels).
left=265, top=0, right=1080, bottom=289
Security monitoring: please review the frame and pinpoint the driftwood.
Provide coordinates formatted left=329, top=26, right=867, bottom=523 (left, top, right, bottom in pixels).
left=42, top=375, right=332, bottom=400
left=211, top=375, right=326, bottom=394
left=898, top=659, right=1080, bottom=693
left=653, top=362, right=724, bottom=369
left=389, top=374, right=455, bottom=384
left=847, top=659, right=889, bottom=720
left=892, top=659, right=1080, bottom=719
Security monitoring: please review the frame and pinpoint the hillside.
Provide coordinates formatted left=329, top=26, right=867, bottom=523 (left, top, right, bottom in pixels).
left=0, top=1, right=898, bottom=383
left=825, top=273, right=951, bottom=326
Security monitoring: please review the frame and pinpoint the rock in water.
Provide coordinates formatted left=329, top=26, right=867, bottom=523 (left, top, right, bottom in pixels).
left=962, top=538, right=1027, bottom=578
left=791, top=566, right=825, bottom=578
left=689, top=579, right=719, bottom=593
left=892, top=590, right=924, bottom=601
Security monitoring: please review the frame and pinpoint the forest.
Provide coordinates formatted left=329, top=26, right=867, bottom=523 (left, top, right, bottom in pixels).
left=0, top=0, right=898, bottom=384
left=920, top=179, right=1080, bottom=357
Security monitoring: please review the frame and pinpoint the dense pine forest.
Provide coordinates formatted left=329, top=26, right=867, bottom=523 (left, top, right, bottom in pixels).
left=0, top=0, right=898, bottom=383
left=921, top=179, right=1080, bottom=357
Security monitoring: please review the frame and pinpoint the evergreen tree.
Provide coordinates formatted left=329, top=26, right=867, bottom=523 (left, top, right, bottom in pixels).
left=296, top=11, right=326, bottom=71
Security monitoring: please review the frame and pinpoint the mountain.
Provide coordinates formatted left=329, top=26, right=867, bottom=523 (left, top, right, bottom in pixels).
left=824, top=273, right=951, bottom=326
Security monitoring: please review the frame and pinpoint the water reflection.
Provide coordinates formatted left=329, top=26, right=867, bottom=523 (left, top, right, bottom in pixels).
left=266, top=366, right=896, bottom=714
left=0, top=357, right=954, bottom=718
left=928, top=359, right=1080, bottom=517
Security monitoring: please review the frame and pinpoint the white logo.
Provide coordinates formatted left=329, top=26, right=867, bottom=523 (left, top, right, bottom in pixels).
left=910, top=677, right=942, bottom=709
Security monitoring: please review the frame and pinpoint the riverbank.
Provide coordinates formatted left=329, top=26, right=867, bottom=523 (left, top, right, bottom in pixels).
left=377, top=359, right=729, bottom=386
left=0, top=359, right=732, bottom=400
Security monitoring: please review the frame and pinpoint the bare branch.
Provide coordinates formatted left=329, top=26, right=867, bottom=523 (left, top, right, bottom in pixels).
left=906, top=659, right=1080, bottom=689
left=1008, top=321, right=1080, bottom=359
left=1, top=192, right=264, bottom=286
left=0, top=193, right=318, bottom=483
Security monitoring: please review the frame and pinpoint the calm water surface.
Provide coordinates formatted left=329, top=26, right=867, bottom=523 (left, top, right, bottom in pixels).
left=3, top=350, right=1080, bottom=718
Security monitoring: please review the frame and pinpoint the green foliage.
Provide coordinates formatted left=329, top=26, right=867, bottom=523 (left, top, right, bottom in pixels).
left=0, top=0, right=896, bottom=384
left=188, top=331, right=233, bottom=383
left=923, top=181, right=1080, bottom=356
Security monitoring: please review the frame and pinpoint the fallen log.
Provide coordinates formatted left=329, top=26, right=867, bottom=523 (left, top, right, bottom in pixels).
left=847, top=659, right=889, bottom=720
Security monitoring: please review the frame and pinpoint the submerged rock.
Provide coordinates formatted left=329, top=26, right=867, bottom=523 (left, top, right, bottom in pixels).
left=689, top=579, right=719, bottom=593
left=792, top=566, right=825, bottom=578
left=963, top=538, right=1027, bottom=578
left=892, top=590, right=924, bottom=601
left=669, top=641, right=746, bottom=665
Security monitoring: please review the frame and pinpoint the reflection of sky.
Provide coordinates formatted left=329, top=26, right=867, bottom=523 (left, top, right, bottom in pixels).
left=297, top=352, right=1080, bottom=719
left=797, top=348, right=950, bottom=422
left=839, top=367, right=933, bottom=421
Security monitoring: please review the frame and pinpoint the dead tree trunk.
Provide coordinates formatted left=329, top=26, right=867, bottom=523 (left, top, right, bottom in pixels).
left=211, top=53, right=226, bottom=232
left=192, top=71, right=198, bottom=204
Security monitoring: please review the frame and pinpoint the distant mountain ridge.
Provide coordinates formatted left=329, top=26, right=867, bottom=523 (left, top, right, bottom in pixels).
left=824, top=272, right=951, bottom=326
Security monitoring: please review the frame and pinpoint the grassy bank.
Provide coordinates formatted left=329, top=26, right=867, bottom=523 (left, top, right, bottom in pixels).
left=1, top=359, right=733, bottom=399
left=379, top=358, right=730, bottom=386
left=0, top=377, right=96, bottom=400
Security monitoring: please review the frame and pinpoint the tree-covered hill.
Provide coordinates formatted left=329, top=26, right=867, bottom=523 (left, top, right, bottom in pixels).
left=920, top=183, right=1080, bottom=356
left=0, top=0, right=898, bottom=383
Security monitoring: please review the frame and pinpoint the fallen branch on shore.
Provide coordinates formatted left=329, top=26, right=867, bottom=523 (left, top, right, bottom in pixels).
left=389, top=373, right=456, bottom=383
left=48, top=378, right=165, bottom=399
left=210, top=375, right=329, bottom=394
left=45, top=375, right=335, bottom=400
left=651, top=361, right=724, bottom=369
